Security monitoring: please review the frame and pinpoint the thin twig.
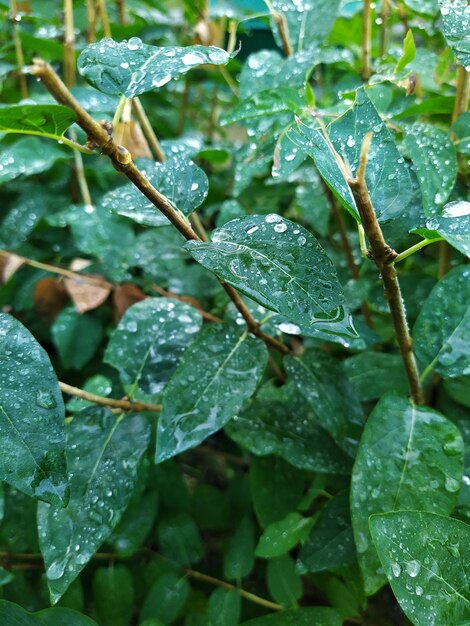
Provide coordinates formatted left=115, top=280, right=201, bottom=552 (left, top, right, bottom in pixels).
left=132, top=98, right=166, bottom=162
left=264, top=0, right=293, bottom=56
left=86, top=0, right=97, bottom=42
left=59, top=381, right=162, bottom=412
left=116, top=0, right=126, bottom=24
left=347, top=133, right=424, bottom=404
left=96, top=0, right=111, bottom=37
left=9, top=0, right=28, bottom=98
left=380, top=0, right=389, bottom=57
left=29, top=60, right=291, bottom=356
left=63, top=0, right=75, bottom=88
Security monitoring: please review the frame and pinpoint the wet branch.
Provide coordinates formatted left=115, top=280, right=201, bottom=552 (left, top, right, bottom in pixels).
left=59, top=381, right=162, bottom=413
left=29, top=60, right=291, bottom=356
left=348, top=133, right=424, bottom=405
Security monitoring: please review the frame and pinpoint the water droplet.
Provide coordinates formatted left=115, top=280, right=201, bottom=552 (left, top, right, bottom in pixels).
left=406, top=560, right=421, bottom=577
left=36, top=390, right=57, bottom=409
left=274, top=222, right=287, bottom=233
left=445, top=476, right=460, bottom=492
left=391, top=562, right=401, bottom=577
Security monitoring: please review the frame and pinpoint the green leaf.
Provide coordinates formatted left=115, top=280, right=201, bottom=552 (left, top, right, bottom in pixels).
left=0, top=600, right=98, bottom=626
left=92, top=565, right=134, bottom=626
left=270, top=0, right=341, bottom=51
left=140, top=572, right=189, bottom=623
left=185, top=215, right=356, bottom=339
left=223, top=517, right=256, bottom=580
left=413, top=266, right=470, bottom=379
left=38, top=408, right=150, bottom=603
left=226, top=381, right=352, bottom=474
left=157, top=512, right=203, bottom=566
left=0, top=137, right=66, bottom=185
left=403, top=0, right=439, bottom=15
left=344, top=352, right=408, bottom=402
left=350, top=393, right=464, bottom=596
left=285, top=349, right=364, bottom=456
left=289, top=88, right=414, bottom=225
left=453, top=112, right=470, bottom=154
left=240, top=607, right=342, bottom=626
left=395, top=30, right=417, bottom=73
left=0, top=313, right=68, bottom=506
left=102, top=155, right=208, bottom=226
left=207, top=588, right=241, bottom=626
left=267, top=554, right=302, bottom=606
left=427, top=200, right=470, bottom=258
left=78, top=37, right=233, bottom=97
left=439, top=0, right=470, bottom=69
left=256, top=512, right=313, bottom=558
left=104, top=298, right=202, bottom=397
left=221, top=88, right=305, bottom=126
left=0, top=104, right=76, bottom=139
left=250, top=456, right=305, bottom=528
left=156, top=324, right=267, bottom=462
left=403, top=123, right=457, bottom=218
left=370, top=511, right=470, bottom=626
left=52, top=307, right=103, bottom=370
left=297, top=492, right=356, bottom=574
left=107, top=488, right=158, bottom=557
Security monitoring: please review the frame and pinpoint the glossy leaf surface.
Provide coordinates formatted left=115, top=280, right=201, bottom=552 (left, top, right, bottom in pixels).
left=370, top=511, right=470, bottom=626
left=240, top=607, right=343, bottom=626
left=350, top=394, right=464, bottom=595
left=78, top=38, right=233, bottom=97
left=256, top=512, right=313, bottom=558
left=185, top=215, right=356, bottom=339
left=0, top=137, right=65, bottom=185
left=0, top=600, right=98, bottom=626
left=156, top=324, right=268, bottom=462
left=439, top=0, right=470, bottom=68
left=38, top=409, right=150, bottom=603
left=0, top=105, right=76, bottom=138
left=104, top=298, right=202, bottom=396
left=427, top=200, right=470, bottom=258
left=413, top=266, right=470, bottom=378
left=102, top=155, right=208, bottom=226
left=0, top=314, right=68, bottom=506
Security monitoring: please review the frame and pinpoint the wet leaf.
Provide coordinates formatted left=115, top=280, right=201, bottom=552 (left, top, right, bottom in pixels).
left=207, top=588, right=241, bottom=626
left=0, top=600, right=98, bottom=625
left=92, top=565, right=134, bottom=626
left=140, top=571, right=189, bottom=623
left=250, top=456, right=305, bottom=528
left=350, top=394, right=464, bottom=596
left=344, top=352, right=408, bottom=401
left=285, top=349, right=364, bottom=456
left=297, top=492, right=356, bottom=574
left=38, top=408, right=150, bottom=603
left=289, top=88, right=414, bottom=225
left=102, top=155, right=208, bottom=226
left=0, top=314, right=68, bottom=506
left=395, top=30, right=417, bottom=73
left=78, top=38, right=233, bottom=97
left=157, top=512, right=203, bottom=565
left=51, top=307, right=103, bottom=370
left=453, top=112, right=470, bottom=154
left=0, top=137, right=66, bottom=185
left=426, top=200, right=470, bottom=258
left=256, top=512, right=313, bottom=558
left=0, top=104, right=76, bottom=139
left=221, top=88, right=305, bottom=126
left=64, top=277, right=111, bottom=314
left=185, top=215, right=356, bottom=339
left=226, top=381, right=352, bottom=474
left=104, top=298, right=202, bottom=397
left=413, top=266, right=470, bottom=378
left=267, top=554, right=302, bottom=606
left=403, top=0, right=438, bottom=14
left=223, top=517, right=255, bottom=580
left=240, top=607, right=342, bottom=625
left=156, top=324, right=267, bottom=462
left=370, top=511, right=470, bottom=626
left=403, top=123, right=457, bottom=217
left=439, top=0, right=470, bottom=68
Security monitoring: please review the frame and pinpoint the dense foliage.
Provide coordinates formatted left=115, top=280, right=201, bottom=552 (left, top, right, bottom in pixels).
left=0, top=0, right=469, bottom=624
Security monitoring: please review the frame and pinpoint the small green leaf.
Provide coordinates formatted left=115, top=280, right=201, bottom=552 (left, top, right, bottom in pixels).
left=185, top=215, right=356, bottom=339
left=107, top=488, right=158, bottom=557
left=395, top=30, right=417, bottom=73
left=0, top=600, right=98, bottom=626
left=92, top=565, right=134, bottom=626
left=403, top=123, right=457, bottom=217
left=297, top=492, right=356, bottom=574
left=140, top=572, right=189, bottom=623
left=267, top=554, right=302, bottom=606
left=256, top=512, right=313, bottom=558
left=207, top=589, right=241, bottom=626
left=223, top=517, right=256, bottom=581
left=157, top=512, right=203, bottom=566
left=250, top=456, right=305, bottom=528
left=413, top=266, right=470, bottom=379
left=0, top=137, right=65, bottom=185
left=78, top=38, right=233, bottom=97
left=102, top=156, right=208, bottom=226
left=38, top=408, right=150, bottom=603
left=156, top=324, right=267, bottom=462
left=403, top=0, right=438, bottom=15
left=370, top=511, right=470, bottom=626
left=344, top=352, right=408, bottom=401
left=285, top=349, right=364, bottom=456
left=350, top=394, right=464, bottom=595
left=427, top=200, right=470, bottom=258
left=104, top=298, right=202, bottom=397
left=439, top=0, right=470, bottom=69
left=221, top=88, right=304, bottom=126
left=239, top=607, right=343, bottom=626
left=0, top=314, right=68, bottom=506
left=52, top=307, right=103, bottom=371
left=0, top=104, right=76, bottom=139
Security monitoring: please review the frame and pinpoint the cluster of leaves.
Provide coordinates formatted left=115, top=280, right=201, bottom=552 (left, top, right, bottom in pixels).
left=0, top=0, right=469, bottom=625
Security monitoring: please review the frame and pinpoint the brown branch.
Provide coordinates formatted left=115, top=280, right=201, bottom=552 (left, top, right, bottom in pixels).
left=380, top=0, right=389, bottom=57
left=63, top=0, right=75, bottom=88
left=132, top=98, right=166, bottom=163
left=348, top=134, right=424, bottom=404
left=362, top=0, right=372, bottom=80
left=86, top=0, right=97, bottom=42
left=96, top=0, right=111, bottom=37
left=116, top=0, right=126, bottom=25
left=9, top=0, right=28, bottom=98
left=264, top=0, right=293, bottom=56
left=29, top=60, right=291, bottom=356
left=59, top=381, right=162, bottom=412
